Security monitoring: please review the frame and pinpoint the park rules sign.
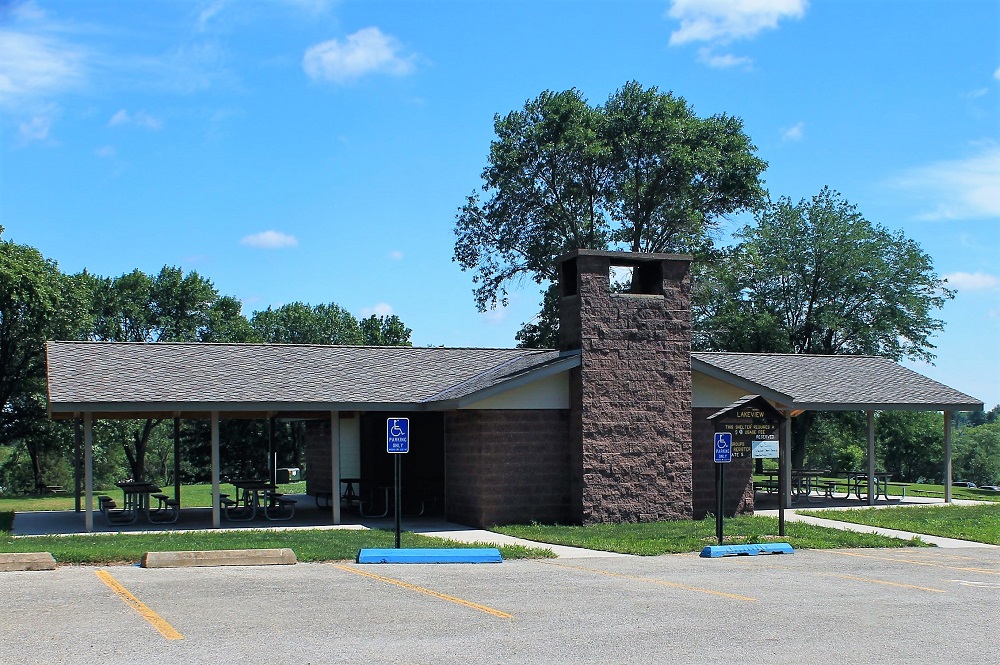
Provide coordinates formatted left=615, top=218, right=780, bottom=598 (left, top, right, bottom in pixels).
left=715, top=408, right=778, bottom=459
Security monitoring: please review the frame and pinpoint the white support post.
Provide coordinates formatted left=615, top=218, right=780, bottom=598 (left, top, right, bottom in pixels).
left=944, top=411, right=953, bottom=503
left=84, top=412, right=93, bottom=533
left=211, top=412, right=220, bottom=528
left=867, top=411, right=876, bottom=506
left=331, top=411, right=341, bottom=525
left=783, top=417, right=792, bottom=509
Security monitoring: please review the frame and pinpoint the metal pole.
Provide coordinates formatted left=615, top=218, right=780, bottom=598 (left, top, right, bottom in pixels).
left=715, top=462, right=725, bottom=545
left=269, top=416, right=276, bottom=486
left=778, top=421, right=785, bottom=537
left=84, top=413, right=93, bottom=533
left=331, top=411, right=341, bottom=525
left=394, top=454, right=402, bottom=548
left=74, top=417, right=82, bottom=513
left=782, top=417, right=793, bottom=509
left=211, top=412, right=220, bottom=528
left=173, top=417, right=181, bottom=504
left=944, top=411, right=953, bottom=503
left=867, top=410, right=875, bottom=506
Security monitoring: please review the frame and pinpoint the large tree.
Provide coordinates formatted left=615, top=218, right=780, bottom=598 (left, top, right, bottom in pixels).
left=0, top=227, right=93, bottom=489
left=250, top=302, right=365, bottom=345
left=454, top=81, right=767, bottom=346
left=89, top=266, right=252, bottom=481
left=694, top=187, right=954, bottom=466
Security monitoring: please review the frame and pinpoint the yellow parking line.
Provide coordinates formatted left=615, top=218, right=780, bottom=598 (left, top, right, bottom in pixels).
left=546, top=562, right=756, bottom=602
left=332, top=564, right=513, bottom=619
left=826, top=551, right=999, bottom=575
left=825, top=573, right=945, bottom=593
left=95, top=570, right=183, bottom=640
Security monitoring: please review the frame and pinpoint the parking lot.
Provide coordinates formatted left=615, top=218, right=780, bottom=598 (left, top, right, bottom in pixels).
left=1, top=545, right=997, bottom=664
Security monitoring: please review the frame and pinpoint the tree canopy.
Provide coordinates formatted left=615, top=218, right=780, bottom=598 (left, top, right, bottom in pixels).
left=0, top=230, right=414, bottom=492
left=693, top=186, right=953, bottom=362
left=454, top=81, right=767, bottom=344
left=693, top=187, right=955, bottom=467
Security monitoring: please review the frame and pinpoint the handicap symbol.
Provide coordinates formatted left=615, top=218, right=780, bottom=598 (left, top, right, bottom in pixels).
left=390, top=420, right=405, bottom=437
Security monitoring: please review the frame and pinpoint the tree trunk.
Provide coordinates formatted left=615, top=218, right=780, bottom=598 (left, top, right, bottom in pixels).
left=791, top=411, right=816, bottom=469
left=26, top=440, right=43, bottom=492
left=124, top=418, right=162, bottom=481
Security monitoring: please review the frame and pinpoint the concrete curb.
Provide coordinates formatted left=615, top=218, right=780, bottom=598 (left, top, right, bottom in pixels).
left=141, top=548, right=298, bottom=568
left=0, top=552, right=57, bottom=572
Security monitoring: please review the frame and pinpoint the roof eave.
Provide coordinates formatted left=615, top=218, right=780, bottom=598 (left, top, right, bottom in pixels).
left=791, top=401, right=985, bottom=412
left=691, top=357, right=794, bottom=407
left=47, top=400, right=429, bottom=419
left=430, top=352, right=581, bottom=410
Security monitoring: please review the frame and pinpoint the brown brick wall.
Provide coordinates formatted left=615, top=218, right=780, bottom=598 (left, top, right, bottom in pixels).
left=692, top=407, right=754, bottom=518
left=560, top=252, right=694, bottom=524
left=445, top=409, right=572, bottom=527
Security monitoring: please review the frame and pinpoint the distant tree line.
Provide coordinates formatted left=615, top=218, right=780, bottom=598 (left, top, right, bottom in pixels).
left=0, top=226, right=412, bottom=493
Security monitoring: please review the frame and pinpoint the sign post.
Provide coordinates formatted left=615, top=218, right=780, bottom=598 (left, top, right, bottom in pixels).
left=714, top=432, right=732, bottom=545
left=703, top=396, right=790, bottom=558
left=386, top=418, right=409, bottom=548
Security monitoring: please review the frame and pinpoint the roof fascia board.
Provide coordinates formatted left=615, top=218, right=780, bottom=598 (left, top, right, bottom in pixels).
left=48, top=401, right=427, bottom=415
left=792, top=401, right=984, bottom=412
left=690, top=358, right=793, bottom=407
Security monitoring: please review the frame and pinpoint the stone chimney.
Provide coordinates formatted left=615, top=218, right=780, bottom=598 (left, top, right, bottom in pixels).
left=557, top=250, right=693, bottom=523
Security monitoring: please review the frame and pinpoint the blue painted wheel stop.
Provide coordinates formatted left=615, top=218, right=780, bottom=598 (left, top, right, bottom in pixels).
left=700, top=543, right=794, bottom=558
left=357, top=548, right=503, bottom=564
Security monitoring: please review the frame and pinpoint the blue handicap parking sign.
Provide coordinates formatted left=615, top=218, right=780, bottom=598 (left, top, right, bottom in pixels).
left=714, top=432, right=732, bottom=463
left=387, top=418, right=409, bottom=453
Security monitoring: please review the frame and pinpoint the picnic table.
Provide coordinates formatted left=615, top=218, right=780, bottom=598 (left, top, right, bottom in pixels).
left=222, top=479, right=296, bottom=521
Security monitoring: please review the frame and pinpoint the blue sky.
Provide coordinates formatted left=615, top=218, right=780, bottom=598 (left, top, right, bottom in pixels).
left=2, top=0, right=998, bottom=409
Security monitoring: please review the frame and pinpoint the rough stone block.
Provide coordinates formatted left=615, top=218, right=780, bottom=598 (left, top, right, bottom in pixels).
left=141, top=548, right=297, bottom=568
left=0, top=552, right=57, bottom=572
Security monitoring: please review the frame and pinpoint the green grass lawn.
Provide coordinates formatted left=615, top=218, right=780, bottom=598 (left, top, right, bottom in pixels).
left=0, top=481, right=309, bottom=512
left=0, top=481, right=556, bottom=564
left=496, top=515, right=927, bottom=555
left=798, top=504, right=1000, bottom=545
left=0, top=526, right=553, bottom=564
left=4, top=482, right=991, bottom=561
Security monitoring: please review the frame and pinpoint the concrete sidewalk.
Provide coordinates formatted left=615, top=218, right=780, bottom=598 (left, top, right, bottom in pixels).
left=407, top=523, right=630, bottom=559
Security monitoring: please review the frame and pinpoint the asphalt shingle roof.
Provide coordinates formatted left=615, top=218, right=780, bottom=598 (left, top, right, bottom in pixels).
left=45, top=341, right=569, bottom=414
left=692, top=352, right=982, bottom=411
left=46, top=342, right=982, bottom=417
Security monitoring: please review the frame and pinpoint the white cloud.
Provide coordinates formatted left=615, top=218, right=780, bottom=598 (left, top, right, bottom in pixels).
left=667, top=0, right=808, bottom=46
left=0, top=29, right=85, bottom=107
left=107, top=109, right=162, bottom=130
left=994, top=66, right=1000, bottom=81
left=196, top=0, right=229, bottom=32
left=277, top=0, right=335, bottom=14
left=944, top=272, right=1000, bottom=291
left=781, top=121, right=804, bottom=141
left=18, top=112, right=52, bottom=141
left=108, top=109, right=129, bottom=126
left=361, top=303, right=394, bottom=317
left=303, top=27, right=416, bottom=83
left=94, top=145, right=116, bottom=158
left=240, top=230, right=299, bottom=248
left=697, top=48, right=752, bottom=69
left=388, top=250, right=404, bottom=260
left=889, top=145, right=1000, bottom=221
